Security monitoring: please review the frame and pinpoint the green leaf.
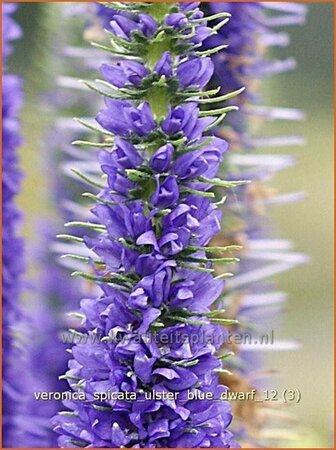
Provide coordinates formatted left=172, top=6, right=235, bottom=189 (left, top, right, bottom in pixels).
left=92, top=404, right=112, bottom=412
left=166, top=315, right=205, bottom=326
left=217, top=351, right=235, bottom=360
left=199, top=106, right=238, bottom=117
left=172, top=359, right=199, bottom=367
left=214, top=368, right=233, bottom=376
left=214, top=196, right=227, bottom=206
left=178, top=263, right=214, bottom=273
left=72, top=140, right=114, bottom=149
left=71, top=271, right=133, bottom=286
left=64, top=221, right=105, bottom=231
left=71, top=168, right=105, bottom=189
left=61, top=254, right=105, bottom=267
left=91, top=41, right=140, bottom=59
left=194, top=87, right=245, bottom=104
left=198, top=176, right=251, bottom=188
left=82, top=192, right=117, bottom=206
left=67, top=311, right=86, bottom=320
left=181, top=256, right=239, bottom=264
left=212, top=17, right=230, bottom=32
left=214, top=272, right=234, bottom=280
left=58, top=411, right=79, bottom=417
left=68, top=329, right=88, bottom=339
left=59, top=374, right=81, bottom=381
left=80, top=80, right=125, bottom=100
left=68, top=439, right=89, bottom=448
left=185, top=245, right=242, bottom=253
left=178, top=26, right=197, bottom=40
left=178, top=86, right=220, bottom=98
left=74, top=117, right=114, bottom=136
left=56, top=234, right=84, bottom=244
left=61, top=254, right=90, bottom=264
left=118, top=238, right=138, bottom=250
left=204, top=112, right=227, bottom=132
left=175, top=138, right=213, bottom=155
left=180, top=186, right=215, bottom=198
left=192, top=12, right=231, bottom=23
left=101, top=1, right=149, bottom=12
left=96, top=79, right=147, bottom=97
left=167, top=136, right=188, bottom=146
left=203, top=309, right=227, bottom=317
left=209, top=318, right=239, bottom=325
left=194, top=44, right=228, bottom=57
left=125, top=169, right=152, bottom=182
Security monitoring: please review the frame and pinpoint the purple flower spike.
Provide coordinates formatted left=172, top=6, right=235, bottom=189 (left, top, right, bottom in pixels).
left=3, top=5, right=58, bottom=447
left=53, top=2, right=240, bottom=448
left=2, top=5, right=26, bottom=446
left=91, top=2, right=307, bottom=445
left=197, top=2, right=308, bottom=445
left=2, top=3, right=21, bottom=63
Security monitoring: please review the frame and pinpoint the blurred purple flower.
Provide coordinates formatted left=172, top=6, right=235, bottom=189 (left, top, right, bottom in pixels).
left=2, top=5, right=26, bottom=446
left=200, top=2, right=308, bottom=445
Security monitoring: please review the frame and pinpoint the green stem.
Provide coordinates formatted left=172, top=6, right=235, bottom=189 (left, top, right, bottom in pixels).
left=147, top=85, right=169, bottom=122
left=147, top=3, right=172, bottom=20
left=144, top=4, right=173, bottom=123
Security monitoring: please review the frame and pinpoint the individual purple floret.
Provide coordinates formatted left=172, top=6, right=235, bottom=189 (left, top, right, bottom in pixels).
left=52, top=2, right=246, bottom=448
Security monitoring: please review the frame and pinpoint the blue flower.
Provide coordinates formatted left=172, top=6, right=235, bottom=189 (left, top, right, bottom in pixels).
left=161, top=104, right=213, bottom=141
left=109, top=13, right=158, bottom=40
left=151, top=175, right=179, bottom=208
left=96, top=100, right=156, bottom=137
left=52, top=2, right=240, bottom=448
left=100, top=61, right=149, bottom=88
left=177, top=57, right=214, bottom=89
left=149, top=143, right=174, bottom=172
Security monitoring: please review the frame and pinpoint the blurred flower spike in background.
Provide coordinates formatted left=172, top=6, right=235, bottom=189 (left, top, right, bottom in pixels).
left=1, top=2, right=334, bottom=449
